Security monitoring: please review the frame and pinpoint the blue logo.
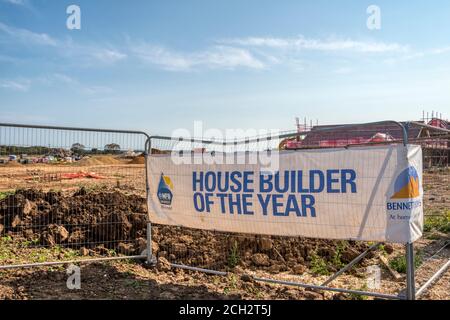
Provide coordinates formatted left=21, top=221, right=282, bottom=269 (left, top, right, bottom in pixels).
left=391, top=166, right=420, bottom=200
left=387, top=166, right=421, bottom=212
left=157, top=173, right=173, bottom=206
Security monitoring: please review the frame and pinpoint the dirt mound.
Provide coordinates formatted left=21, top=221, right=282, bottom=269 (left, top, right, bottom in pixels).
left=128, top=155, right=145, bottom=164
left=153, top=225, right=368, bottom=273
left=76, top=156, right=122, bottom=166
left=0, top=188, right=148, bottom=253
left=1, top=161, right=22, bottom=167
left=0, top=188, right=369, bottom=272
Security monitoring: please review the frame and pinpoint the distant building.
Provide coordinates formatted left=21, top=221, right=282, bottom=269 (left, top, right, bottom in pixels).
left=281, top=119, right=449, bottom=167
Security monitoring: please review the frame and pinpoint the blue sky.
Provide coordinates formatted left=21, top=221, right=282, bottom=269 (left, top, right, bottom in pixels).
left=0, top=0, right=449, bottom=135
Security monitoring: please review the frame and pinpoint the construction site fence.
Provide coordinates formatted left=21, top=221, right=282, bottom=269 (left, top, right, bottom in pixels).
left=0, top=120, right=448, bottom=300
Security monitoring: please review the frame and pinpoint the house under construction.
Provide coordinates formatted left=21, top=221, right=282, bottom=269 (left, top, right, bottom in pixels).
left=280, top=116, right=449, bottom=168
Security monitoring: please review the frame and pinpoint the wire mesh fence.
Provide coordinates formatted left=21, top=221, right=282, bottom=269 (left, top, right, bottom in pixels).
left=0, top=124, right=149, bottom=267
left=0, top=120, right=447, bottom=299
left=148, top=121, right=449, bottom=299
left=408, top=122, right=449, bottom=217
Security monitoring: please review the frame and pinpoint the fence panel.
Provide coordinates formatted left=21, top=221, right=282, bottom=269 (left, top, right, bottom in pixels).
left=0, top=124, right=150, bottom=268
left=148, top=121, right=449, bottom=299
left=0, top=120, right=447, bottom=300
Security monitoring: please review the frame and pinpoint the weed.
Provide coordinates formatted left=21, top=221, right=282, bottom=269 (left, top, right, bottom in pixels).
left=0, top=191, right=14, bottom=201
left=423, top=212, right=450, bottom=234
left=331, top=241, right=347, bottom=269
left=20, top=238, right=40, bottom=247
left=310, top=252, right=330, bottom=276
left=389, top=251, right=423, bottom=274
left=227, top=240, right=240, bottom=268
left=126, top=280, right=142, bottom=289
left=348, top=284, right=369, bottom=300
left=378, top=244, right=390, bottom=256
left=1, top=236, right=13, bottom=243
left=223, top=274, right=238, bottom=295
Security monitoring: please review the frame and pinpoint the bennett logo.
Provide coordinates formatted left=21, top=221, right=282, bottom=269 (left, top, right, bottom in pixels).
left=391, top=166, right=420, bottom=199
left=157, top=173, right=173, bottom=206
left=387, top=166, right=421, bottom=211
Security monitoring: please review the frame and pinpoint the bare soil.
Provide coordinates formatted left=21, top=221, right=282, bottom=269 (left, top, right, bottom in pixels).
left=0, top=164, right=448, bottom=300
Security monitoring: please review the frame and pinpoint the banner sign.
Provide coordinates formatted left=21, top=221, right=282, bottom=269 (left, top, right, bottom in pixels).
left=147, top=145, right=423, bottom=243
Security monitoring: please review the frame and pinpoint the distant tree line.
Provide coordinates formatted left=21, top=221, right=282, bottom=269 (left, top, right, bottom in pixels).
left=71, top=143, right=122, bottom=155
left=0, top=143, right=144, bottom=157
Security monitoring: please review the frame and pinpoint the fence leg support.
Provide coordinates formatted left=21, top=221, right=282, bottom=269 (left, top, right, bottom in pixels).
left=322, top=242, right=381, bottom=286
left=145, top=222, right=157, bottom=266
left=405, top=242, right=416, bottom=300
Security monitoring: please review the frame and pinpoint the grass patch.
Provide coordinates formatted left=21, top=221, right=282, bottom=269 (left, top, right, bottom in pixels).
left=0, top=191, right=14, bottom=200
left=310, top=252, right=330, bottom=276
left=20, top=238, right=40, bottom=247
left=348, top=284, right=369, bottom=300
left=378, top=244, right=388, bottom=256
left=331, top=241, right=347, bottom=269
left=1, top=235, right=13, bottom=243
left=389, top=251, right=422, bottom=274
left=423, top=212, right=450, bottom=234
left=223, top=274, right=238, bottom=295
left=227, top=240, right=240, bottom=268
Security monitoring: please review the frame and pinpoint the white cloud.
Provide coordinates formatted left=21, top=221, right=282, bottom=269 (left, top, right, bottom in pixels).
left=218, top=36, right=409, bottom=53
left=0, top=79, right=30, bottom=91
left=200, top=46, right=265, bottom=70
left=82, top=85, right=113, bottom=95
left=131, top=43, right=265, bottom=71
left=51, top=73, right=77, bottom=84
left=0, top=74, right=114, bottom=96
left=90, top=49, right=127, bottom=64
left=0, top=22, right=127, bottom=65
left=384, top=46, right=450, bottom=65
left=44, top=74, right=113, bottom=95
left=0, top=22, right=57, bottom=46
left=2, top=0, right=26, bottom=6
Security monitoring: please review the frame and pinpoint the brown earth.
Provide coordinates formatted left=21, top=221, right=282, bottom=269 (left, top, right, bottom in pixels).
left=0, top=161, right=22, bottom=167
left=0, top=189, right=148, bottom=254
left=75, top=156, right=123, bottom=166
left=0, top=189, right=370, bottom=274
left=128, top=156, right=145, bottom=165
left=0, top=162, right=146, bottom=196
left=0, top=166, right=448, bottom=300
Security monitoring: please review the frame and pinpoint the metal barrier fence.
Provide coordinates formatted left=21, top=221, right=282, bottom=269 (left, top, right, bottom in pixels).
left=148, top=121, right=449, bottom=300
left=0, top=120, right=448, bottom=300
left=0, top=123, right=151, bottom=268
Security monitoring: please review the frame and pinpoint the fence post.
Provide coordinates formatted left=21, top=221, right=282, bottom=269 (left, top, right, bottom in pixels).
left=405, top=243, right=416, bottom=300
left=402, top=122, right=416, bottom=300
left=144, top=137, right=156, bottom=266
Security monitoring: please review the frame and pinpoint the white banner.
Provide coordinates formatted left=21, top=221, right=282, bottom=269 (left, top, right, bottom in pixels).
left=147, top=144, right=423, bottom=243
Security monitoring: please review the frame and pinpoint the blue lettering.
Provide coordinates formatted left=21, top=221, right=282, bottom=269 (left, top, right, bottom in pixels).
left=302, top=195, right=316, bottom=217
left=204, top=172, right=216, bottom=192
left=286, top=194, right=302, bottom=217
left=326, top=169, right=340, bottom=193
left=242, top=194, right=254, bottom=215
left=341, top=169, right=357, bottom=193
left=216, top=193, right=227, bottom=213
left=228, top=193, right=242, bottom=214
left=193, top=192, right=204, bottom=212
left=258, top=194, right=271, bottom=215
left=193, top=172, right=203, bottom=192
left=272, top=194, right=285, bottom=216
left=230, top=171, right=242, bottom=192
left=217, top=172, right=229, bottom=192
left=309, top=170, right=324, bottom=193
left=243, top=171, right=254, bottom=192
left=260, top=173, right=273, bottom=192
